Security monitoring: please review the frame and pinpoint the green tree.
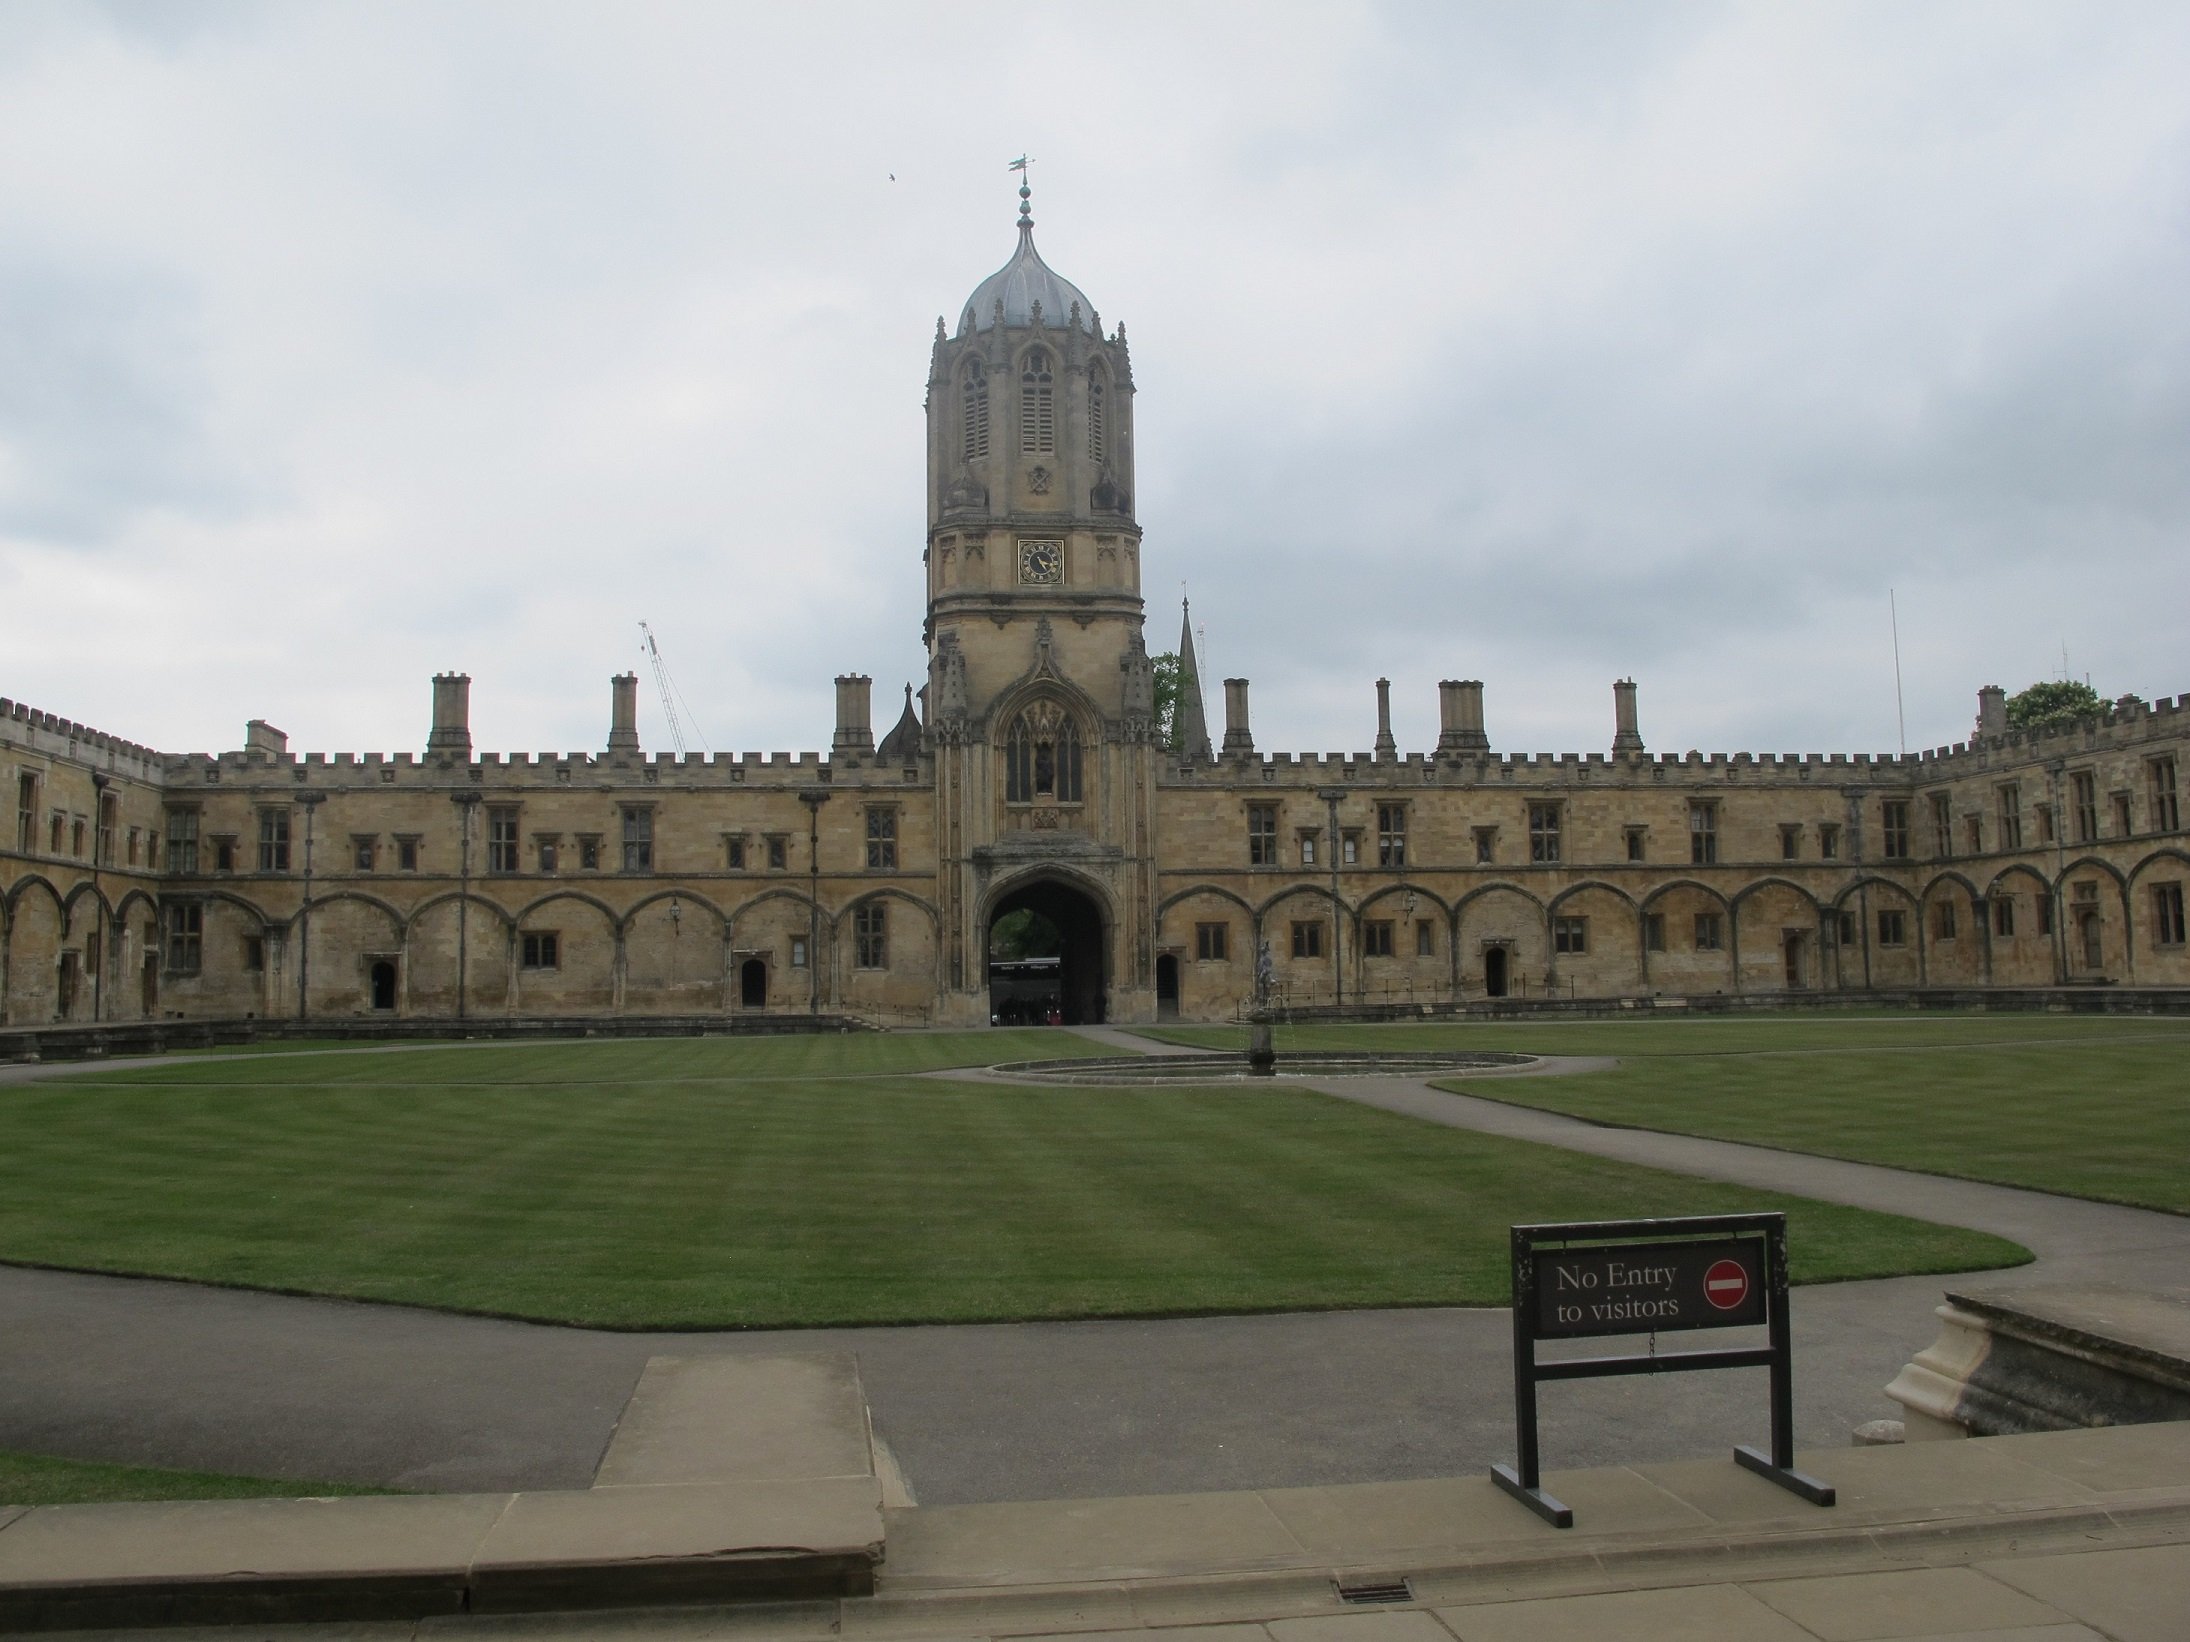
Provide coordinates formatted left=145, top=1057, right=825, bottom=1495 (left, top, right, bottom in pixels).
left=989, top=908, right=1061, bottom=961
left=1151, top=652, right=1181, bottom=745
left=2006, top=680, right=2108, bottom=733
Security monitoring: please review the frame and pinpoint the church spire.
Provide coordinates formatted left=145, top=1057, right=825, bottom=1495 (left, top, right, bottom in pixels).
left=1171, top=598, right=1214, bottom=764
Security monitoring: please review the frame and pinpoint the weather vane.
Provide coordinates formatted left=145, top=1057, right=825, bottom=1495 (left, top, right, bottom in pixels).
left=1009, top=154, right=1034, bottom=226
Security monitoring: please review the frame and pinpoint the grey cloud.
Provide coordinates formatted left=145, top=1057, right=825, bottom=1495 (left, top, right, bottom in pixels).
left=0, top=259, right=255, bottom=543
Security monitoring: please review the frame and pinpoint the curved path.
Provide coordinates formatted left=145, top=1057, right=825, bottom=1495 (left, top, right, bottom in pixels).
left=2, top=1031, right=2185, bottom=1507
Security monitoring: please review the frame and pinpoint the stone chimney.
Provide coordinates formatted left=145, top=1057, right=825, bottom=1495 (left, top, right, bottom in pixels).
left=1437, top=680, right=1489, bottom=753
left=244, top=719, right=288, bottom=758
left=1612, top=678, right=1644, bottom=754
left=427, top=673, right=472, bottom=757
left=833, top=673, right=874, bottom=756
left=1221, top=678, right=1254, bottom=756
left=1976, top=685, right=2008, bottom=740
left=1374, top=679, right=1397, bottom=760
left=607, top=674, right=641, bottom=752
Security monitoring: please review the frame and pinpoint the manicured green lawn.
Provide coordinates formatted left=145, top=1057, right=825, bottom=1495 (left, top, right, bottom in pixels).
left=0, top=1031, right=2021, bottom=1326
left=0, top=1448, right=384, bottom=1506
left=1149, top=1014, right=2190, bottom=1214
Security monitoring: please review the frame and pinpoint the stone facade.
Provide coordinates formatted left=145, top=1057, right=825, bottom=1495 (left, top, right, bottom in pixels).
left=6, top=202, right=2189, bottom=1028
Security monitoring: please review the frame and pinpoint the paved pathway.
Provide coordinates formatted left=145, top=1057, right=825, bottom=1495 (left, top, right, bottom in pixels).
left=3, top=1034, right=2186, bottom=1506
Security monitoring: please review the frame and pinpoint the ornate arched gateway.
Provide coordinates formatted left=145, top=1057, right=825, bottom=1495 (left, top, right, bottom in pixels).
left=986, top=874, right=1108, bottom=1026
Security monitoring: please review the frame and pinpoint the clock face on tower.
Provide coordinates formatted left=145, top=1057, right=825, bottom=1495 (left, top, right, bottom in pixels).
left=1019, top=539, right=1063, bottom=585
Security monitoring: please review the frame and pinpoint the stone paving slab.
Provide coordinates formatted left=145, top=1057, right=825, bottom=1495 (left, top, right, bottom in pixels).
left=1436, top=1583, right=1819, bottom=1641
left=593, top=1356, right=874, bottom=1489
left=1744, top=1565, right=2073, bottom=1639
left=1978, top=1542, right=2190, bottom=1642
left=881, top=1493, right=1303, bottom=1588
left=1958, top=1414, right=2190, bottom=1495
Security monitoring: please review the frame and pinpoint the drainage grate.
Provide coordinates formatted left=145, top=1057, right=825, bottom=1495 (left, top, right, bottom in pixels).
left=1334, top=1576, right=1414, bottom=1605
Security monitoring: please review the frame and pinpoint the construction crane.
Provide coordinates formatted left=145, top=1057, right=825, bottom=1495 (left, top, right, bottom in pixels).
left=638, top=621, right=709, bottom=757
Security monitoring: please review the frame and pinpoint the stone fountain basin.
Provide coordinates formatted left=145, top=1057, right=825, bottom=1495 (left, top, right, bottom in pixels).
left=987, top=1051, right=1537, bottom=1085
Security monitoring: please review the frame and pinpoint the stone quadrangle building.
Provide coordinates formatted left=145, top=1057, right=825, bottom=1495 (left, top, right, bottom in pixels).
left=5, top=198, right=2189, bottom=1030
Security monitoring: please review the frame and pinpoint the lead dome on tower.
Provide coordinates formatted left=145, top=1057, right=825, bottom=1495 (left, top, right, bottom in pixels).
left=957, top=184, right=1098, bottom=336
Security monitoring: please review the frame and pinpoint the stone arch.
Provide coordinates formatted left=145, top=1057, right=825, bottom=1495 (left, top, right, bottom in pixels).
left=1358, top=880, right=1454, bottom=918
left=1828, top=876, right=1922, bottom=988
left=60, top=879, right=112, bottom=932
left=1639, top=879, right=1739, bottom=994
left=1455, top=882, right=1549, bottom=998
left=2054, top=854, right=2128, bottom=892
left=1546, top=879, right=1637, bottom=918
left=624, top=891, right=732, bottom=1015
left=2055, top=856, right=2132, bottom=979
left=404, top=892, right=516, bottom=1019
left=1542, top=880, right=1642, bottom=998
left=299, top=890, right=405, bottom=1016
left=1157, top=884, right=1258, bottom=1019
left=112, top=886, right=161, bottom=926
left=1640, top=877, right=1733, bottom=915
left=511, top=889, right=622, bottom=931
left=512, top=891, right=618, bottom=1015
left=981, top=866, right=1115, bottom=1025
left=1917, top=870, right=1989, bottom=984
left=1158, top=883, right=1258, bottom=923
left=728, top=885, right=829, bottom=933
left=2, top=876, right=65, bottom=1024
left=405, top=890, right=518, bottom=937
left=1734, top=878, right=1826, bottom=992
left=2125, top=846, right=2190, bottom=889
left=838, top=888, right=940, bottom=1018
left=4, top=873, right=66, bottom=920
left=2128, top=847, right=2190, bottom=983
left=1827, top=874, right=1918, bottom=912
left=1986, top=862, right=2053, bottom=896
left=728, top=888, right=829, bottom=1012
left=618, top=887, right=729, bottom=938
left=1730, top=876, right=1822, bottom=916
left=1261, top=888, right=1340, bottom=1002
left=986, top=672, right=1107, bottom=742
left=1984, top=863, right=2056, bottom=984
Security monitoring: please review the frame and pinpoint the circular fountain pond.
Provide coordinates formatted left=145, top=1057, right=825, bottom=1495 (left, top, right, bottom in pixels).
left=988, top=1050, right=1538, bottom=1085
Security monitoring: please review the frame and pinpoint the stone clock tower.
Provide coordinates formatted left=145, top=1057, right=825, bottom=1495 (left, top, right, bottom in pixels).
left=924, top=178, right=1161, bottom=1024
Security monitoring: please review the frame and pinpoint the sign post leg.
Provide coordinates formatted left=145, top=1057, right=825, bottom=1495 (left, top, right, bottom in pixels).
left=1733, top=1226, right=1835, bottom=1507
left=1492, top=1229, right=1572, bottom=1527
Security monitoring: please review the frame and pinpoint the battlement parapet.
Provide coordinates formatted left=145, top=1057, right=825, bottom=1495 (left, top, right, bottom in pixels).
left=0, top=697, right=168, bottom=778
left=139, top=745, right=946, bottom=796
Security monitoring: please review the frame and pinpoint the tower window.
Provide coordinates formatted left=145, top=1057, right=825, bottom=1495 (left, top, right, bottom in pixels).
left=1688, top=800, right=1718, bottom=865
left=1088, top=374, right=1105, bottom=463
left=865, top=806, right=898, bottom=870
left=621, top=806, right=654, bottom=871
left=1528, top=803, right=1561, bottom=863
left=1377, top=803, right=1407, bottom=867
left=257, top=808, right=291, bottom=872
left=961, top=363, right=989, bottom=460
left=1020, top=348, right=1053, bottom=455
left=1005, top=703, right=1082, bottom=803
left=487, top=807, right=520, bottom=873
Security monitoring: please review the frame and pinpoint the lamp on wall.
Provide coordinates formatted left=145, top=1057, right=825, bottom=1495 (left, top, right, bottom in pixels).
left=669, top=895, right=682, bottom=937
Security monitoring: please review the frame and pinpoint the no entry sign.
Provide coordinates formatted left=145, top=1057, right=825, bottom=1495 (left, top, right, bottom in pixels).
left=1704, top=1258, right=1751, bottom=1310
left=1493, top=1212, right=1834, bottom=1528
left=1533, top=1237, right=1766, bottom=1338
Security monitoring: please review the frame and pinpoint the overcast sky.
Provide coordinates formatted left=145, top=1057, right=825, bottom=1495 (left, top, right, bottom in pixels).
left=3, top=1, right=2185, bottom=763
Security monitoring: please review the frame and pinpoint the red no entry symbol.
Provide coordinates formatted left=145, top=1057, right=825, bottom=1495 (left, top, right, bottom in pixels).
left=1703, top=1258, right=1751, bottom=1311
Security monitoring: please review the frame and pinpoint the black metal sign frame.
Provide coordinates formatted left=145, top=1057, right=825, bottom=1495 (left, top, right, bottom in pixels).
left=1492, top=1212, right=1835, bottom=1528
